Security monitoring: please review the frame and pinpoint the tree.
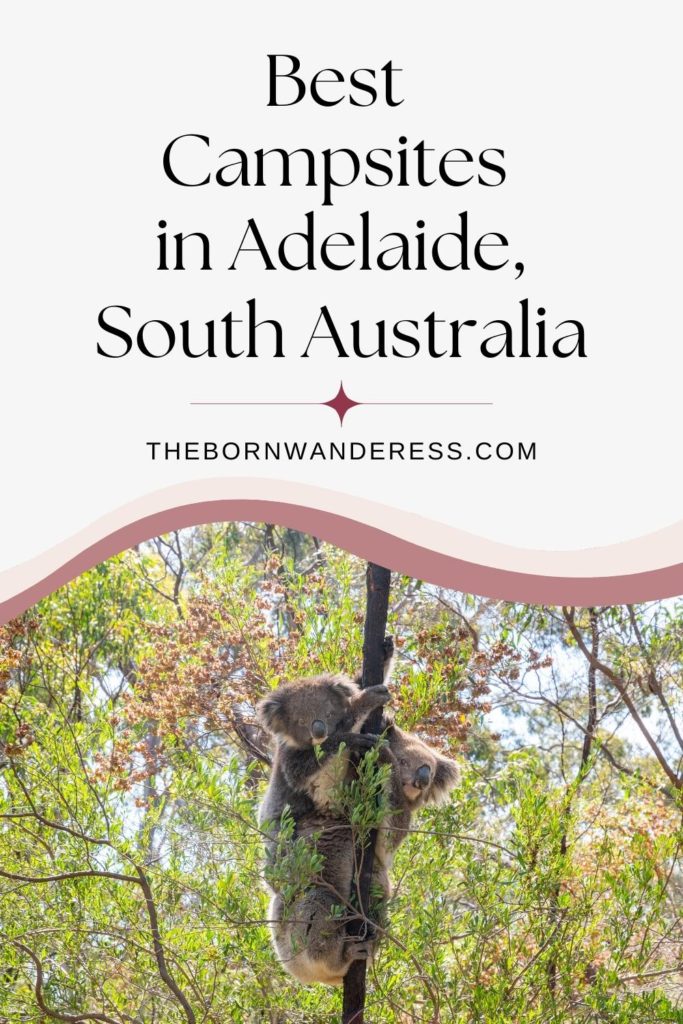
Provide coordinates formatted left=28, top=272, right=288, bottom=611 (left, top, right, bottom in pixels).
left=342, top=562, right=392, bottom=1024
left=1, top=526, right=682, bottom=1022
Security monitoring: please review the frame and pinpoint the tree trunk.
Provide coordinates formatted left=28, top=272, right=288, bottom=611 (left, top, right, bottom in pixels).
left=342, top=563, right=392, bottom=1024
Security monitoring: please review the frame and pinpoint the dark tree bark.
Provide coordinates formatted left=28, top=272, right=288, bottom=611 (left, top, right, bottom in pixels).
left=342, top=563, right=392, bottom=1024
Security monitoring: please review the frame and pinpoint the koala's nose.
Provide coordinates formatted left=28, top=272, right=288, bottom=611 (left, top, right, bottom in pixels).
left=414, top=764, right=431, bottom=789
left=310, top=720, right=327, bottom=742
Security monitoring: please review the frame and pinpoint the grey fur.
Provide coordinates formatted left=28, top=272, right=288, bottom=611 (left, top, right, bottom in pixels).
left=267, top=811, right=390, bottom=986
left=257, top=674, right=391, bottom=859
left=256, top=670, right=392, bottom=985
left=257, top=643, right=459, bottom=987
left=375, top=717, right=460, bottom=873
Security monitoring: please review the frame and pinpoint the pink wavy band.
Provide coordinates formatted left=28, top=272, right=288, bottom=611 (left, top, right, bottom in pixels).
left=1, top=500, right=682, bottom=624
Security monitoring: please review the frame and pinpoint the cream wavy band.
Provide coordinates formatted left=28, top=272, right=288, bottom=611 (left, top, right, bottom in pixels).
left=1, top=481, right=682, bottom=623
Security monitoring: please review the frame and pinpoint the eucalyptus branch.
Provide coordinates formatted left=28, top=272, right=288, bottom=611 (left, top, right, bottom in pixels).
left=7, top=940, right=123, bottom=1024
left=563, top=607, right=681, bottom=789
left=135, top=865, right=197, bottom=1024
left=627, top=604, right=683, bottom=753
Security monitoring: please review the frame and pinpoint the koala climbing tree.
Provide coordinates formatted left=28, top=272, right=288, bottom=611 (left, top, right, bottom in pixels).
left=342, top=561, right=392, bottom=1024
left=256, top=561, right=459, bottom=1009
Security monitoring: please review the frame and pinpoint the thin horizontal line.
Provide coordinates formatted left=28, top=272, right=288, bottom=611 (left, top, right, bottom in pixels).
left=190, top=401, right=320, bottom=406
left=365, top=401, right=493, bottom=407
left=190, top=401, right=493, bottom=407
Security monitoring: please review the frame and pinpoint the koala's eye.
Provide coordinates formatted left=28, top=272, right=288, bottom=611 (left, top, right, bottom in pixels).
left=400, top=758, right=408, bottom=767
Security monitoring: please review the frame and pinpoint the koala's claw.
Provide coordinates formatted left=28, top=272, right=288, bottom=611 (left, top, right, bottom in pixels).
left=382, top=636, right=395, bottom=662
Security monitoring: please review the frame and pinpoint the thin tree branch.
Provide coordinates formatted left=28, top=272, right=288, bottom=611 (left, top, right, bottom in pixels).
left=1, top=862, right=197, bottom=1024
left=135, top=866, right=197, bottom=1024
left=563, top=608, right=681, bottom=789
left=627, top=604, right=683, bottom=753
left=7, top=940, right=122, bottom=1024
left=0, top=867, right=139, bottom=885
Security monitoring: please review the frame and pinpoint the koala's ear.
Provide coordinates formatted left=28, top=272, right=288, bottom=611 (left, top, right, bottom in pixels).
left=257, top=695, right=285, bottom=734
left=330, top=679, right=356, bottom=699
left=430, top=755, right=459, bottom=803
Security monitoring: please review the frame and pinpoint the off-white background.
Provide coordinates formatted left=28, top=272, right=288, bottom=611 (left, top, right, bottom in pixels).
left=1, top=1, right=681, bottom=577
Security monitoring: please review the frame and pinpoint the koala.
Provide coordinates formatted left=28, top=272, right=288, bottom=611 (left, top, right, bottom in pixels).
left=264, top=715, right=459, bottom=986
left=256, top=672, right=391, bottom=862
left=257, top=649, right=396, bottom=985
left=375, top=716, right=460, bottom=872
left=258, top=640, right=459, bottom=987
left=267, top=810, right=390, bottom=986
left=257, top=637, right=397, bottom=842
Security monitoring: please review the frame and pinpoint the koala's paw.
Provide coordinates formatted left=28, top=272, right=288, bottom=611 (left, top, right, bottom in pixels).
left=364, top=683, right=391, bottom=707
left=346, top=732, right=381, bottom=752
left=345, top=939, right=375, bottom=962
left=382, top=636, right=395, bottom=663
